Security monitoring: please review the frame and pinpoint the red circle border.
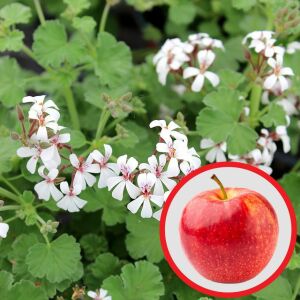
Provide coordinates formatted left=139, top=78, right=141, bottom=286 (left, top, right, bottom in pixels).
left=160, top=162, right=297, bottom=298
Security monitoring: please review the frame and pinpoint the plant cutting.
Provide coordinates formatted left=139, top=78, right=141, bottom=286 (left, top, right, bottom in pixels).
left=180, top=174, right=279, bottom=283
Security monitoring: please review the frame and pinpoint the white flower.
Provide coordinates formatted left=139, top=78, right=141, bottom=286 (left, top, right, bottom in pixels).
left=87, top=288, right=111, bottom=300
left=139, top=154, right=177, bottom=195
left=188, top=33, right=224, bottom=50
left=180, top=157, right=201, bottom=175
left=229, top=149, right=273, bottom=174
left=150, top=120, right=187, bottom=142
left=275, top=126, right=291, bottom=153
left=183, top=50, right=219, bottom=92
left=91, top=144, right=118, bottom=188
left=70, top=153, right=100, bottom=190
left=57, top=182, right=86, bottom=212
left=127, top=173, right=164, bottom=218
left=17, top=135, right=43, bottom=174
left=34, top=166, right=63, bottom=201
left=243, top=31, right=284, bottom=57
left=278, top=96, right=299, bottom=116
left=0, top=221, right=9, bottom=238
left=40, top=132, right=70, bottom=169
left=286, top=41, right=300, bottom=54
left=257, top=128, right=277, bottom=162
left=153, top=191, right=170, bottom=221
left=264, top=54, right=294, bottom=92
left=200, top=138, right=227, bottom=163
left=156, top=138, right=189, bottom=177
left=153, top=38, right=192, bottom=85
left=171, top=84, right=186, bottom=95
left=107, top=155, right=140, bottom=200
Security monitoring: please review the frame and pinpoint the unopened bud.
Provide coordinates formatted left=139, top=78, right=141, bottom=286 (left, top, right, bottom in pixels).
left=288, top=10, right=298, bottom=21
left=16, top=105, right=24, bottom=121
left=11, top=132, right=20, bottom=141
left=120, top=92, right=132, bottom=102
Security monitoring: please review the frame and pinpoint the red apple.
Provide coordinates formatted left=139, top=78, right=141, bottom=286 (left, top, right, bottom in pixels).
left=179, top=174, right=278, bottom=283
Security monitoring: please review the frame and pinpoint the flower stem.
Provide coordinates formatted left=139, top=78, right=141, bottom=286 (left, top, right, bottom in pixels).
left=33, top=0, right=46, bottom=25
left=96, top=109, right=110, bottom=139
left=211, top=174, right=228, bottom=200
left=292, top=274, right=300, bottom=300
left=0, top=176, right=21, bottom=196
left=249, top=83, right=262, bottom=128
left=0, top=205, right=20, bottom=211
left=0, top=187, right=20, bottom=203
left=63, top=86, right=80, bottom=130
left=22, top=45, right=36, bottom=60
left=4, top=215, right=18, bottom=223
left=99, top=3, right=110, bottom=33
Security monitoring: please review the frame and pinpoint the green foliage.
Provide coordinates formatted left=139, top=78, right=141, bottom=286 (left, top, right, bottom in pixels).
left=196, top=88, right=258, bottom=154
left=33, top=21, right=84, bottom=68
left=102, top=261, right=165, bottom=300
left=125, top=214, right=163, bottom=263
left=0, top=3, right=31, bottom=26
left=26, top=234, right=82, bottom=283
left=261, top=103, right=287, bottom=127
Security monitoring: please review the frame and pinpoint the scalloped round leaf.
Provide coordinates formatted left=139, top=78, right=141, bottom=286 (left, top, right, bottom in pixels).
left=0, top=271, right=13, bottom=297
left=0, top=3, right=31, bottom=26
left=0, top=57, right=26, bottom=107
left=90, top=252, right=122, bottom=283
left=125, top=214, right=163, bottom=263
left=80, top=233, right=108, bottom=261
left=33, top=20, right=84, bottom=68
left=0, top=136, right=19, bottom=174
left=25, top=234, right=82, bottom=283
left=0, top=30, right=24, bottom=52
left=95, top=32, right=132, bottom=87
left=103, top=261, right=164, bottom=300
left=6, top=280, right=47, bottom=300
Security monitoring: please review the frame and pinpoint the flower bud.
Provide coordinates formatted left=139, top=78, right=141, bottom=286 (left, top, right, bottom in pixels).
left=16, top=105, right=24, bottom=121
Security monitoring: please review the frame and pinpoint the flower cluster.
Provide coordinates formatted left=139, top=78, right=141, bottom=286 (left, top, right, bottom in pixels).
left=16, top=96, right=200, bottom=220
left=153, top=33, right=223, bottom=92
left=243, top=30, right=294, bottom=93
left=199, top=125, right=290, bottom=175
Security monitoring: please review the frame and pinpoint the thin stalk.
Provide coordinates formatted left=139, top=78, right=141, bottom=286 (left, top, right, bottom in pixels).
left=63, top=86, right=80, bottom=130
left=0, top=187, right=20, bottom=203
left=249, top=83, right=262, bottom=128
left=292, top=160, right=300, bottom=172
left=33, top=0, right=46, bottom=25
left=99, top=3, right=110, bottom=33
left=0, top=205, right=20, bottom=211
left=211, top=174, right=228, bottom=200
left=0, top=176, right=21, bottom=196
left=8, top=174, right=23, bottom=181
left=96, top=109, right=110, bottom=139
left=4, top=215, right=18, bottom=223
left=22, top=45, right=36, bottom=60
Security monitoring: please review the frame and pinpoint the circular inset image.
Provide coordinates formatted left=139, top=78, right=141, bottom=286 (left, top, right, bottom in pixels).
left=160, top=162, right=296, bottom=298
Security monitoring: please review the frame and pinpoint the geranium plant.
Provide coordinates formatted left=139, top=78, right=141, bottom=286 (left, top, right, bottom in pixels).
left=0, top=0, right=300, bottom=299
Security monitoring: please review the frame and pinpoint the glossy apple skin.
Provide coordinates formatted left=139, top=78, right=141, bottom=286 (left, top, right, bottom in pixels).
left=180, top=188, right=278, bottom=283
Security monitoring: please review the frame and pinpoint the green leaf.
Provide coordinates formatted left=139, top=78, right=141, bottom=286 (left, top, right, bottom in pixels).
left=26, top=234, right=82, bottom=283
left=0, top=3, right=31, bottom=26
left=287, top=252, right=300, bottom=270
left=95, top=32, right=132, bottom=87
left=126, top=0, right=174, bottom=11
left=82, top=188, right=127, bottom=225
left=218, top=69, right=245, bottom=90
left=80, top=234, right=108, bottom=261
left=261, top=103, right=287, bottom=127
left=6, top=280, right=47, bottom=300
left=0, top=57, right=26, bottom=107
left=279, top=172, right=300, bottom=233
left=0, top=136, right=18, bottom=174
left=103, top=261, right=165, bottom=300
left=0, top=30, right=24, bottom=52
left=90, top=253, right=122, bottom=283
left=253, top=276, right=292, bottom=300
left=196, top=88, right=257, bottom=155
left=9, top=234, right=39, bottom=278
left=125, top=214, right=163, bottom=263
left=232, top=0, right=257, bottom=11
left=73, top=16, right=96, bottom=33
left=0, top=271, right=13, bottom=297
left=168, top=2, right=197, bottom=25
left=70, top=130, right=86, bottom=148
left=33, top=20, right=84, bottom=68
left=62, top=0, right=90, bottom=18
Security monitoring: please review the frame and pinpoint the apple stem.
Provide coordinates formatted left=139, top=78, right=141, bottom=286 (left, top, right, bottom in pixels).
left=211, top=174, right=228, bottom=200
